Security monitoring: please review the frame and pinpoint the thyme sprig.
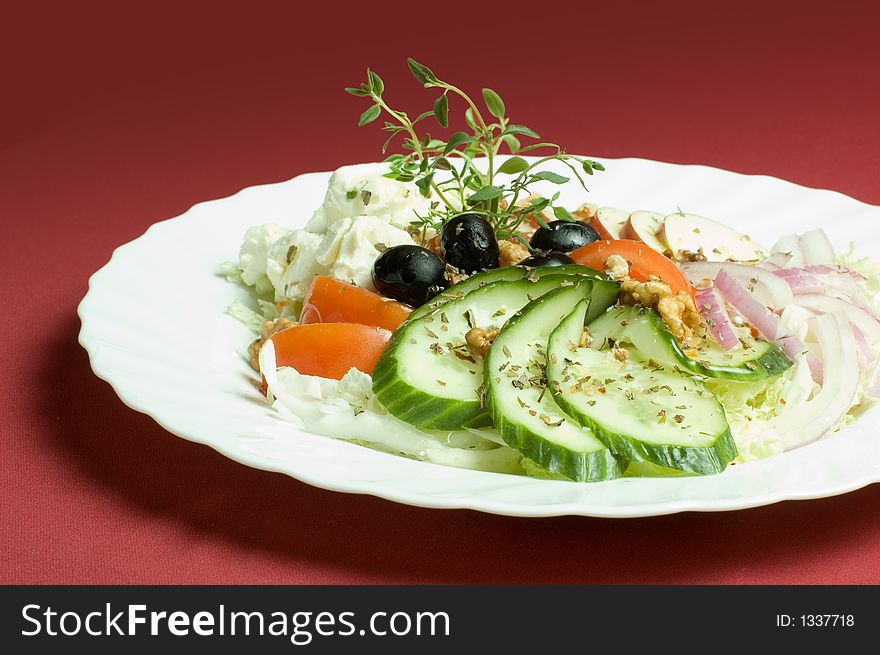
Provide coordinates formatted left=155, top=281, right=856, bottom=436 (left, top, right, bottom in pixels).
left=346, top=59, right=604, bottom=241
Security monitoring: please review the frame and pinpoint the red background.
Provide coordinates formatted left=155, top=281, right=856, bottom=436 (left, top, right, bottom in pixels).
left=4, top=1, right=880, bottom=583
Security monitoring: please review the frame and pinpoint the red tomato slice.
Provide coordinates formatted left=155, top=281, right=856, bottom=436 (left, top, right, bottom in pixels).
left=269, top=323, right=391, bottom=380
left=570, top=239, right=694, bottom=297
left=301, top=275, right=411, bottom=332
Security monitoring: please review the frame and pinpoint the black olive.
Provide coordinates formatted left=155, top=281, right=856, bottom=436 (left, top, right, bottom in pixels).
left=519, top=251, right=575, bottom=268
left=372, top=245, right=450, bottom=307
left=530, top=220, right=599, bottom=253
left=440, top=213, right=499, bottom=274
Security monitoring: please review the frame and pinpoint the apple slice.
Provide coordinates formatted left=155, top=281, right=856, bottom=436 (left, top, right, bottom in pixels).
left=660, top=212, right=766, bottom=262
left=587, top=206, right=628, bottom=240
left=621, top=210, right=668, bottom=253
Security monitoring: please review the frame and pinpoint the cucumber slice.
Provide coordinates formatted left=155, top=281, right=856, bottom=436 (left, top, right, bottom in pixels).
left=373, top=276, right=576, bottom=430
left=589, top=305, right=792, bottom=381
left=583, top=279, right=620, bottom=323
left=407, top=266, right=527, bottom=321
left=407, top=264, right=609, bottom=322
left=524, top=263, right=608, bottom=281
left=548, top=301, right=737, bottom=474
left=486, top=282, right=627, bottom=482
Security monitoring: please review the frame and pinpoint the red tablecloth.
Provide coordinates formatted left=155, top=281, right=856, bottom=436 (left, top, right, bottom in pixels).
left=4, top=2, right=880, bottom=584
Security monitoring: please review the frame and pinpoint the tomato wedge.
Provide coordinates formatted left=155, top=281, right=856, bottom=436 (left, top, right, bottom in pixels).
left=301, top=275, right=411, bottom=332
left=268, top=323, right=391, bottom=380
left=570, top=239, right=694, bottom=296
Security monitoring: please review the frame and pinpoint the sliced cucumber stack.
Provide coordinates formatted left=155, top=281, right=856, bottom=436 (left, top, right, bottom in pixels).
left=588, top=305, right=792, bottom=381
left=485, top=281, right=627, bottom=482
left=373, top=275, right=583, bottom=430
left=548, top=300, right=737, bottom=475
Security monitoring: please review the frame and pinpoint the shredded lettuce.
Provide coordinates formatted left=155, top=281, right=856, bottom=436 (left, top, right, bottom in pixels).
left=225, top=299, right=265, bottom=333
left=705, top=357, right=818, bottom=462
left=221, top=261, right=244, bottom=284
left=839, top=243, right=880, bottom=297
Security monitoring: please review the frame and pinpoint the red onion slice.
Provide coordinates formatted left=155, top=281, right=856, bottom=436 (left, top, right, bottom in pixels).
left=770, top=234, right=805, bottom=267
left=793, top=294, right=880, bottom=344
left=682, top=262, right=793, bottom=310
left=868, top=362, right=880, bottom=401
left=758, top=252, right=793, bottom=270
left=802, top=264, right=866, bottom=280
left=771, top=314, right=859, bottom=450
left=772, top=269, right=824, bottom=294
left=715, top=269, right=785, bottom=339
left=798, top=228, right=836, bottom=265
left=694, top=287, right=739, bottom=350
left=852, top=297, right=880, bottom=324
left=771, top=265, right=866, bottom=300
left=715, top=269, right=823, bottom=382
left=851, top=324, right=874, bottom=370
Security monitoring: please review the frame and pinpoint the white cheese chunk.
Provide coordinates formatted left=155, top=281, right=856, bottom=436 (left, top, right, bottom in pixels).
left=306, top=162, right=433, bottom=233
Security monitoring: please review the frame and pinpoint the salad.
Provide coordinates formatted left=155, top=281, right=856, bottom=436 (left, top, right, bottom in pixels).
left=225, top=59, right=880, bottom=482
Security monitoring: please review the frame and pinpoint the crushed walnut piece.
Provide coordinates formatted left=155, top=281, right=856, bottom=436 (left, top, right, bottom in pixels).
left=619, top=277, right=701, bottom=344
left=248, top=317, right=299, bottom=371
left=604, top=254, right=630, bottom=281
left=671, top=248, right=707, bottom=263
left=424, top=235, right=442, bottom=258
left=573, top=203, right=599, bottom=223
left=498, top=239, right=530, bottom=267
left=445, top=263, right=468, bottom=286
left=612, top=347, right=629, bottom=362
left=465, top=327, right=500, bottom=359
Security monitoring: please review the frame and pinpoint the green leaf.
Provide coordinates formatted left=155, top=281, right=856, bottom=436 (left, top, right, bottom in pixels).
left=463, top=141, right=481, bottom=157
left=589, top=160, right=605, bottom=171
left=443, top=131, right=472, bottom=155
left=358, top=104, right=381, bottom=126
left=497, top=156, right=529, bottom=175
left=381, top=131, right=399, bottom=153
left=512, top=233, right=532, bottom=249
left=407, top=58, right=439, bottom=86
left=434, top=157, right=452, bottom=170
left=368, top=70, right=384, bottom=95
left=518, top=142, right=560, bottom=154
left=466, top=175, right=484, bottom=191
left=467, top=185, right=505, bottom=204
left=581, top=160, right=594, bottom=175
left=531, top=171, right=569, bottom=184
left=502, top=134, right=521, bottom=153
left=482, top=88, right=505, bottom=119
left=464, top=107, right=478, bottom=130
left=344, top=86, right=370, bottom=97
left=414, top=110, right=435, bottom=123
left=527, top=196, right=550, bottom=212
left=552, top=206, right=576, bottom=221
left=385, top=171, right=415, bottom=182
left=415, top=173, right=434, bottom=197
left=345, top=190, right=358, bottom=200
left=433, top=94, right=449, bottom=128
left=504, top=124, right=541, bottom=139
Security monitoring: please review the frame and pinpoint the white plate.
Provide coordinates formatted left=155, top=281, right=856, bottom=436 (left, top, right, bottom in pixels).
left=78, top=157, right=880, bottom=517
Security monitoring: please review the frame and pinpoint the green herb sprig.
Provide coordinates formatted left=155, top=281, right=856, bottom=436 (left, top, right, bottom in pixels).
left=346, top=58, right=604, bottom=242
